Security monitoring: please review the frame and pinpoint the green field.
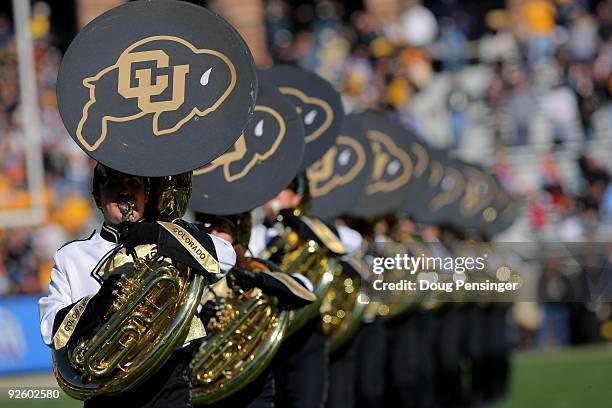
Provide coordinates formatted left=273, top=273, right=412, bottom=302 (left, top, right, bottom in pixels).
left=1, top=345, right=611, bottom=407
left=499, top=345, right=612, bottom=408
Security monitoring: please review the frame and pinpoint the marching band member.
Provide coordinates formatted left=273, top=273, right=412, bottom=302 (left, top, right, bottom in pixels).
left=249, top=175, right=343, bottom=408
left=299, top=112, right=374, bottom=408
left=39, top=1, right=258, bottom=406
left=255, top=65, right=346, bottom=408
left=188, top=84, right=315, bottom=407
left=39, top=165, right=236, bottom=407
left=196, top=212, right=315, bottom=408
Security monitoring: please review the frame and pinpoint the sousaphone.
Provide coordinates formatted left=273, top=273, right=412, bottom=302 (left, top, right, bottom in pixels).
left=189, top=84, right=305, bottom=404
left=307, top=114, right=373, bottom=349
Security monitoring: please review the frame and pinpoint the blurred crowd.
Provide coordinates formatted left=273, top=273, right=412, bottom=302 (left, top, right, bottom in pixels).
left=0, top=3, right=95, bottom=296
left=262, top=0, right=612, bottom=241
left=0, top=0, right=611, bottom=304
left=264, top=0, right=610, bottom=146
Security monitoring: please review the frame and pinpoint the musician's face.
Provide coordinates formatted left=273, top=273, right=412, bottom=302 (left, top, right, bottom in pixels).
left=276, top=189, right=302, bottom=209
left=210, top=230, right=234, bottom=245
left=96, top=172, right=147, bottom=227
left=263, top=188, right=302, bottom=218
left=208, top=220, right=235, bottom=245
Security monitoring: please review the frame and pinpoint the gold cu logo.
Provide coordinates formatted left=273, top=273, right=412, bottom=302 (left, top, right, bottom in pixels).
left=117, top=50, right=189, bottom=113
left=76, top=35, right=236, bottom=152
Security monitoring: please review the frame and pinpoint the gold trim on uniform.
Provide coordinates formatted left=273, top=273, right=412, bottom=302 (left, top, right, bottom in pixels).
left=52, top=295, right=93, bottom=350
left=260, top=271, right=316, bottom=301
left=300, top=216, right=346, bottom=255
left=158, top=221, right=221, bottom=274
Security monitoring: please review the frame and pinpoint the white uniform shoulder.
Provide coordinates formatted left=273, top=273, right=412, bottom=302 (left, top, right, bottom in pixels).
left=39, top=230, right=118, bottom=346
left=208, top=234, right=236, bottom=273
left=55, top=230, right=96, bottom=253
left=336, top=225, right=363, bottom=256
left=247, top=224, right=268, bottom=258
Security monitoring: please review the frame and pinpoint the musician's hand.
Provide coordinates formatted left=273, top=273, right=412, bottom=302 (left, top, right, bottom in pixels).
left=230, top=268, right=261, bottom=291
left=66, top=274, right=123, bottom=345
left=118, top=221, right=159, bottom=249
left=90, top=274, right=123, bottom=317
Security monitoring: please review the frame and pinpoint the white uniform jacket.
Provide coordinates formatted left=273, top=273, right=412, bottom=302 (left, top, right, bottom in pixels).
left=39, top=223, right=235, bottom=346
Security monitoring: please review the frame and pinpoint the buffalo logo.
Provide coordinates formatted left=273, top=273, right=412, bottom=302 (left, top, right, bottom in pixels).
left=279, top=87, right=333, bottom=144
left=429, top=167, right=464, bottom=212
left=307, top=136, right=366, bottom=197
left=411, top=142, right=429, bottom=178
left=194, top=105, right=285, bottom=182
left=428, top=160, right=444, bottom=187
left=460, top=169, right=494, bottom=217
left=366, top=130, right=413, bottom=194
left=76, top=35, right=236, bottom=151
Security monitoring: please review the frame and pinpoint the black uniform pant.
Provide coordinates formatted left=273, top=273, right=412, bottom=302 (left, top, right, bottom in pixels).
left=354, top=319, right=386, bottom=408
left=326, top=336, right=356, bottom=408
left=471, top=305, right=511, bottom=405
left=273, top=317, right=329, bottom=408
left=385, top=311, right=435, bottom=408
left=433, top=307, right=467, bottom=408
left=84, top=344, right=194, bottom=408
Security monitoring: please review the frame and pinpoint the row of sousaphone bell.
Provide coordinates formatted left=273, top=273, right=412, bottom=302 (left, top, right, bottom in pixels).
left=51, top=1, right=517, bottom=403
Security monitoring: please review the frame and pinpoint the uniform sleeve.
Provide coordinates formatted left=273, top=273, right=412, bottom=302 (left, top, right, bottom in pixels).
left=157, top=219, right=235, bottom=280
left=248, top=223, right=312, bottom=290
left=230, top=264, right=315, bottom=308
left=209, top=234, right=236, bottom=274
left=38, top=253, right=73, bottom=346
left=258, top=271, right=316, bottom=307
left=247, top=224, right=268, bottom=258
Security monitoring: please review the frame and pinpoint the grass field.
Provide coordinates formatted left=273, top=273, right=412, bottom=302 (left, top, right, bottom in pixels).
left=1, top=345, right=610, bottom=407
left=499, top=344, right=612, bottom=408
